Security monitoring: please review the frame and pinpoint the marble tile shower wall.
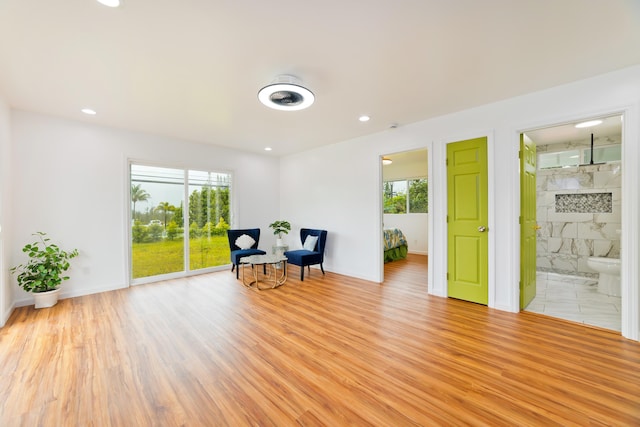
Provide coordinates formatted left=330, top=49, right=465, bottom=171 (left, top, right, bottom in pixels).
left=537, top=161, right=621, bottom=277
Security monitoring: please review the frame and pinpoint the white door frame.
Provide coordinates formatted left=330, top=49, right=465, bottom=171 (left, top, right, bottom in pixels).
left=512, top=105, right=639, bottom=341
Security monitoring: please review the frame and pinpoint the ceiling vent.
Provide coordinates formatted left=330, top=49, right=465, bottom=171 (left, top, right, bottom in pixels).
left=258, top=75, right=315, bottom=111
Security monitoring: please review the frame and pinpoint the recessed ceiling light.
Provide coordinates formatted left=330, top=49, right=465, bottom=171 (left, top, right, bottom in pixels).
left=575, top=120, right=602, bottom=128
left=97, top=0, right=120, bottom=7
left=81, top=108, right=97, bottom=115
left=359, top=115, right=370, bottom=122
left=264, top=147, right=272, bottom=151
left=258, top=75, right=314, bottom=111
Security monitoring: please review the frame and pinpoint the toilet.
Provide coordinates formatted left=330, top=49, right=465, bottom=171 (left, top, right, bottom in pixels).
left=587, top=257, right=621, bottom=296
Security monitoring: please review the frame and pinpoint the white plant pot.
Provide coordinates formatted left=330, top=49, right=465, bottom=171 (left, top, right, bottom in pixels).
left=33, top=288, right=61, bottom=309
left=276, top=238, right=283, bottom=247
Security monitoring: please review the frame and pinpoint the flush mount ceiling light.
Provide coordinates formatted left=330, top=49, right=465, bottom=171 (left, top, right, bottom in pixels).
left=382, top=156, right=393, bottom=165
left=258, top=75, right=315, bottom=111
left=81, top=108, right=97, bottom=115
left=575, top=119, right=603, bottom=128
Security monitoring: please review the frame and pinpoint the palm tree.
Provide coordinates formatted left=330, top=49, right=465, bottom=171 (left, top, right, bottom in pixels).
left=131, top=184, right=150, bottom=220
left=155, top=202, right=176, bottom=229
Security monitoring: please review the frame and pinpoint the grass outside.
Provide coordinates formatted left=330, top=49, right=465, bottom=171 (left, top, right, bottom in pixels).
left=132, top=235, right=230, bottom=279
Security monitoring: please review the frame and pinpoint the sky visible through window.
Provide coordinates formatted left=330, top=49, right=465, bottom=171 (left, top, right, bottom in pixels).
left=388, top=180, right=407, bottom=196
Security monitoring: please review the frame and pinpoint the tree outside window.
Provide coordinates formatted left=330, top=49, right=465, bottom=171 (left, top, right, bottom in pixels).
left=409, top=179, right=428, bottom=213
left=383, top=179, right=428, bottom=214
left=383, top=181, right=407, bottom=214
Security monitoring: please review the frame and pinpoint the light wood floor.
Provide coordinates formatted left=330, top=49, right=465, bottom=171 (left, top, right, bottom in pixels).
left=1, top=254, right=639, bottom=426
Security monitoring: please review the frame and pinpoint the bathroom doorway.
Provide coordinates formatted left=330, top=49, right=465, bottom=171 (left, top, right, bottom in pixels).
left=521, top=114, right=623, bottom=331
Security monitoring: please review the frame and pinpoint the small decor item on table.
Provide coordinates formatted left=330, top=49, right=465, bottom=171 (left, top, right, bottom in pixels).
left=269, top=220, right=291, bottom=247
left=10, top=232, right=79, bottom=309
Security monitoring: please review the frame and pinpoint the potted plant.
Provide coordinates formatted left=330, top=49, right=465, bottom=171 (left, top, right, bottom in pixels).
left=10, top=232, right=79, bottom=309
left=269, top=220, right=291, bottom=246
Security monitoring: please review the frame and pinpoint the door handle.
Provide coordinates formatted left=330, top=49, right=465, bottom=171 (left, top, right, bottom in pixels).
left=478, top=226, right=487, bottom=232
left=533, top=225, right=542, bottom=230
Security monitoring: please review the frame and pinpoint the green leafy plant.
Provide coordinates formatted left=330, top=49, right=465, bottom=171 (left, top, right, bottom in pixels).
left=268, top=220, right=291, bottom=238
left=10, top=232, right=79, bottom=293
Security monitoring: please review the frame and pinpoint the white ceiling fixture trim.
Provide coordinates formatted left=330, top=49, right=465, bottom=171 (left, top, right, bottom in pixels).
left=258, top=75, right=315, bottom=111
left=97, top=0, right=121, bottom=7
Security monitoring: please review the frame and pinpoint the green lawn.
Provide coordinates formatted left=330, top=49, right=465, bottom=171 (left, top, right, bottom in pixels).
left=132, top=236, right=230, bottom=278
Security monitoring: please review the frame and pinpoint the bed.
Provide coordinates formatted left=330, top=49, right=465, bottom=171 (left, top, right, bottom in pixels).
left=383, top=228, right=408, bottom=262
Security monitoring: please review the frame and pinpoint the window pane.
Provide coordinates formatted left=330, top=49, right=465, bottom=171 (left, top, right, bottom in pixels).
left=409, top=179, right=428, bottom=213
left=584, top=145, right=621, bottom=163
left=188, top=170, right=231, bottom=270
left=131, top=165, right=185, bottom=279
left=383, top=180, right=407, bottom=214
left=538, top=150, right=579, bottom=169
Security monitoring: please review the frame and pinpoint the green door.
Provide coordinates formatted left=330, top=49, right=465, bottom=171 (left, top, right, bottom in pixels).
left=447, top=137, right=488, bottom=305
left=520, top=134, right=537, bottom=309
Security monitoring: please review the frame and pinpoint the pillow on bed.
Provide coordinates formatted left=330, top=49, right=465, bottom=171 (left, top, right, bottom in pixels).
left=235, top=234, right=255, bottom=250
left=303, top=235, right=318, bottom=251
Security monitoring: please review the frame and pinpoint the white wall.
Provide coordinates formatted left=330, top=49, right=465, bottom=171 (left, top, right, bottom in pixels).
left=280, top=65, right=640, bottom=341
left=0, top=96, right=12, bottom=326
left=10, top=111, right=281, bottom=306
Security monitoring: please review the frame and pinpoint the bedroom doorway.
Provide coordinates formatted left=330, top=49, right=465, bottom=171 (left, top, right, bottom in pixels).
left=381, top=148, right=429, bottom=283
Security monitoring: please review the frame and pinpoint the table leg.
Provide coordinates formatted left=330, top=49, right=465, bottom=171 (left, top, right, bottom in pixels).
left=241, top=261, right=287, bottom=290
left=241, top=263, right=259, bottom=288
left=257, top=261, right=286, bottom=290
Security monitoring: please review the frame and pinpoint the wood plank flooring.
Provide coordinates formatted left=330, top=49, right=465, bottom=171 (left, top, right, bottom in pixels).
left=1, top=254, right=639, bottom=426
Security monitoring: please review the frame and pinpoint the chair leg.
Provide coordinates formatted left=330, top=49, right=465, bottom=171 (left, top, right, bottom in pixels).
left=300, top=265, right=304, bottom=281
left=236, top=265, right=240, bottom=279
left=320, top=263, right=325, bottom=275
left=231, top=264, right=235, bottom=272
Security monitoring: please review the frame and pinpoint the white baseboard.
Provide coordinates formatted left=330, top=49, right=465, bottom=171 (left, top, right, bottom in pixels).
left=408, top=250, right=428, bottom=256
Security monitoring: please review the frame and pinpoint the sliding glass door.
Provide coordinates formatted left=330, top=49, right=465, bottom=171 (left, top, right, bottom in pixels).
left=188, top=170, right=231, bottom=270
left=130, top=164, right=232, bottom=282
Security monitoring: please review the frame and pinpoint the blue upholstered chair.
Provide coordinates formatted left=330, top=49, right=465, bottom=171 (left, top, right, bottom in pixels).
left=227, top=228, right=266, bottom=279
left=284, top=228, right=328, bottom=281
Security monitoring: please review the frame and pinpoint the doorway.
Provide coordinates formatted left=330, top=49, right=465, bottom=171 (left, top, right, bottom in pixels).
left=381, top=149, right=429, bottom=283
left=521, top=114, right=623, bottom=331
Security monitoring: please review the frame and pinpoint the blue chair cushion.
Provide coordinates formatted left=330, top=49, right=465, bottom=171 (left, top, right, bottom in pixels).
left=284, top=249, right=323, bottom=266
left=231, top=248, right=266, bottom=265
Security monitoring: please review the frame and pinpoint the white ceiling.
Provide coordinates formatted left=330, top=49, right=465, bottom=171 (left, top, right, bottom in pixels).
left=1, top=0, right=639, bottom=156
